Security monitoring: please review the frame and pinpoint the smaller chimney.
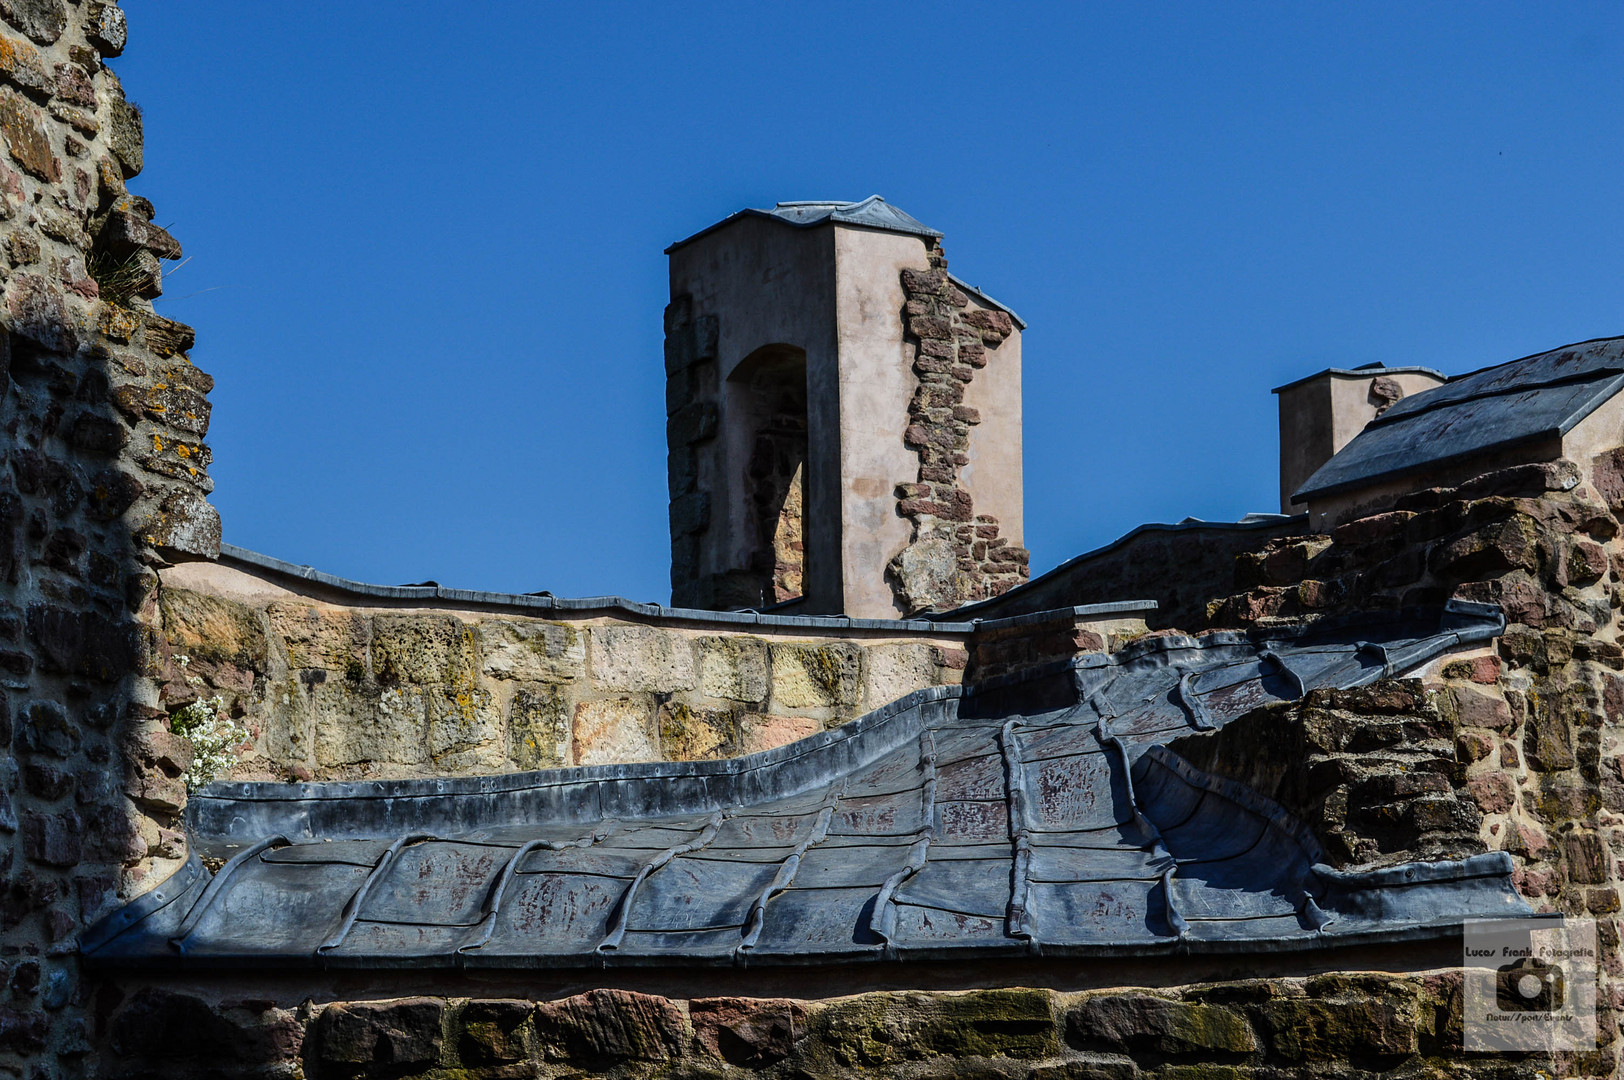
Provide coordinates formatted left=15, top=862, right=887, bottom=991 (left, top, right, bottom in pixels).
left=1273, top=365, right=1447, bottom=515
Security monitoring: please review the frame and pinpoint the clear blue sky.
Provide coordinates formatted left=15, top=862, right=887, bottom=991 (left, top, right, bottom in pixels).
left=118, top=3, right=1623, bottom=602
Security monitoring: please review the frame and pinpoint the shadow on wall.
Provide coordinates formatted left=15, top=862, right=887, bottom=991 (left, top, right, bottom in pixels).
left=0, top=2, right=220, bottom=1071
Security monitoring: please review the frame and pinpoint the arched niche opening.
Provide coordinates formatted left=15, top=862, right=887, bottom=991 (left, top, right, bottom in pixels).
left=728, top=344, right=808, bottom=607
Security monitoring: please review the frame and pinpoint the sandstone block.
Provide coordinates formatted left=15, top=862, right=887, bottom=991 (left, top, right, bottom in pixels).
left=86, top=1, right=125, bottom=55
left=863, top=642, right=939, bottom=709
left=509, top=685, right=567, bottom=771
left=0, top=0, right=62, bottom=44
left=478, top=620, right=583, bottom=683
left=314, top=997, right=444, bottom=1068
left=660, top=701, right=737, bottom=760
left=770, top=642, right=862, bottom=710
left=816, top=988, right=1057, bottom=1066
left=1256, top=993, right=1418, bottom=1062
left=372, top=613, right=475, bottom=686
left=460, top=999, right=532, bottom=1064
left=21, top=810, right=78, bottom=866
left=691, top=997, right=807, bottom=1067
left=140, top=486, right=221, bottom=558
left=591, top=625, right=696, bottom=693
left=698, top=635, right=768, bottom=702
left=105, top=91, right=142, bottom=177
left=533, top=989, right=685, bottom=1065
left=4, top=272, right=73, bottom=352
left=312, top=685, right=427, bottom=768
left=0, top=87, right=54, bottom=181
left=740, top=711, right=818, bottom=753
left=572, top=696, right=657, bottom=766
left=267, top=602, right=368, bottom=671
left=426, top=686, right=502, bottom=765
left=1068, top=994, right=1255, bottom=1057
left=0, top=34, right=47, bottom=95
left=160, top=586, right=267, bottom=670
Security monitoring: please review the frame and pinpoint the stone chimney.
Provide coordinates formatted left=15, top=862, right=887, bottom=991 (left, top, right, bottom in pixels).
left=1273, top=365, right=1447, bottom=514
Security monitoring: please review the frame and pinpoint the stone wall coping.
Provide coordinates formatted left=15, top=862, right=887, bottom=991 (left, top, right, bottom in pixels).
left=216, top=543, right=1155, bottom=636
left=1271, top=364, right=1448, bottom=394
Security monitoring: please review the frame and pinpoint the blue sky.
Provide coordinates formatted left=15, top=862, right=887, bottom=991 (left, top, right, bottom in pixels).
left=118, top=3, right=1623, bottom=601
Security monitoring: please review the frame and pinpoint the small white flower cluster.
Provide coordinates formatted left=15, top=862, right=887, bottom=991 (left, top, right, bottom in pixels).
left=169, top=655, right=250, bottom=791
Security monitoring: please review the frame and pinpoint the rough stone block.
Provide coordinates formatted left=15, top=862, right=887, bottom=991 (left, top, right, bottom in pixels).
left=426, top=686, right=502, bottom=764
left=314, top=997, right=445, bottom=1068
left=0, top=87, right=54, bottom=181
left=459, top=999, right=532, bottom=1065
left=509, top=685, right=567, bottom=771
left=140, top=486, right=221, bottom=558
left=1256, top=988, right=1418, bottom=1062
left=478, top=619, right=582, bottom=683
left=1067, top=995, right=1254, bottom=1057
left=160, top=586, right=267, bottom=671
left=591, top=625, right=696, bottom=693
left=863, top=642, right=939, bottom=709
left=372, top=614, right=476, bottom=686
left=739, top=712, right=819, bottom=755
left=660, top=701, right=737, bottom=760
left=311, top=685, right=427, bottom=768
left=533, top=989, right=686, bottom=1065
left=769, top=642, right=862, bottom=709
left=816, top=988, right=1057, bottom=1066
left=698, top=635, right=768, bottom=702
left=267, top=602, right=369, bottom=671
left=572, top=696, right=657, bottom=766
left=691, top=997, right=808, bottom=1067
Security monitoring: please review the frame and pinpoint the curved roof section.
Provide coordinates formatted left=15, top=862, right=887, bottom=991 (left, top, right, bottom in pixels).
left=666, top=195, right=943, bottom=253
left=83, top=602, right=1526, bottom=970
left=1296, top=335, right=1624, bottom=501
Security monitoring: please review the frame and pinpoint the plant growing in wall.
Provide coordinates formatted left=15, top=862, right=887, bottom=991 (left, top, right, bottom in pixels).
left=168, top=655, right=250, bottom=790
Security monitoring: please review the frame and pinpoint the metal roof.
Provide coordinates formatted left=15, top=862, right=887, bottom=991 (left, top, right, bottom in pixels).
left=1296, top=336, right=1624, bottom=501
left=84, top=601, right=1527, bottom=970
left=666, top=195, right=943, bottom=253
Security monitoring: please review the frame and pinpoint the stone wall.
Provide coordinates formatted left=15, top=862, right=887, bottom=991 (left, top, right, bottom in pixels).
left=1193, top=456, right=1624, bottom=1070
left=960, top=517, right=1304, bottom=630
left=94, top=969, right=1563, bottom=1079
left=157, top=559, right=973, bottom=781
left=890, top=241, right=1031, bottom=614
left=0, top=1, right=219, bottom=1073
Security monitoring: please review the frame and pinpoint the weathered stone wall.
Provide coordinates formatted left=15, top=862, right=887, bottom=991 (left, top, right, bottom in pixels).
left=157, top=560, right=973, bottom=781
left=0, top=1, right=218, bottom=1072
left=890, top=242, right=1031, bottom=613
left=95, top=969, right=1564, bottom=1079
left=962, top=517, right=1305, bottom=630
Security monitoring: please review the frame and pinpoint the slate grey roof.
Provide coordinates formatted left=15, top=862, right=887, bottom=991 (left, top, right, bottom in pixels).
left=1296, top=336, right=1624, bottom=500
left=84, top=601, right=1528, bottom=970
left=667, top=195, right=943, bottom=253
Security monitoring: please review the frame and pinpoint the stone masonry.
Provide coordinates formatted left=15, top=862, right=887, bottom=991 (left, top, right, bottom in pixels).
left=157, top=560, right=973, bottom=782
left=892, top=240, right=1030, bottom=614
left=95, top=969, right=1534, bottom=1079
left=0, top=1, right=220, bottom=1074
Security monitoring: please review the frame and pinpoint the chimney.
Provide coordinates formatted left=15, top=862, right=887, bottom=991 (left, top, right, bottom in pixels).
left=1273, top=365, right=1447, bottom=514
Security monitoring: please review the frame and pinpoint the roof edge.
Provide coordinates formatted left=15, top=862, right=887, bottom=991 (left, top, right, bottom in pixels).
left=947, top=273, right=1027, bottom=330
left=1271, top=365, right=1447, bottom=395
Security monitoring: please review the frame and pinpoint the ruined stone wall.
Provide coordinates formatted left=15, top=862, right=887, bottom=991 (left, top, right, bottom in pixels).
left=959, top=517, right=1305, bottom=630
left=1192, top=457, right=1624, bottom=1070
left=890, top=242, right=1031, bottom=614
left=157, top=559, right=972, bottom=781
left=0, top=1, right=219, bottom=1071
left=96, top=969, right=1536, bottom=1079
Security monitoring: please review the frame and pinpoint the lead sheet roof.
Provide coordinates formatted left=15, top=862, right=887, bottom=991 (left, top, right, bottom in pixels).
left=85, top=602, right=1528, bottom=970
